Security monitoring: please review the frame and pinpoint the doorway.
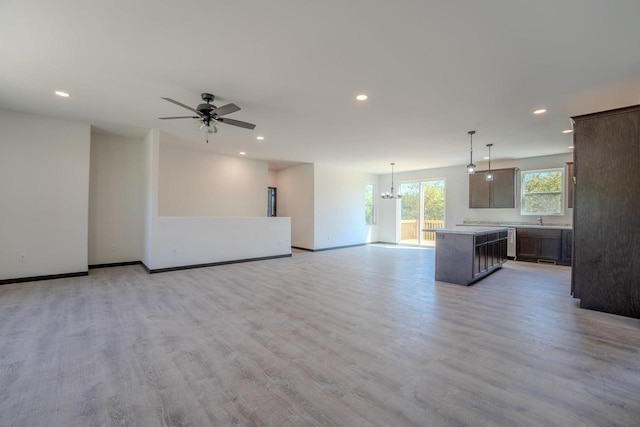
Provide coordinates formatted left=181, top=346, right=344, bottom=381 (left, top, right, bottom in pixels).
left=399, top=179, right=445, bottom=245
left=267, top=187, right=277, bottom=217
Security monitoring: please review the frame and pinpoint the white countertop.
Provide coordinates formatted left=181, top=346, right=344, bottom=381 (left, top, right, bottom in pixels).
left=459, top=222, right=572, bottom=230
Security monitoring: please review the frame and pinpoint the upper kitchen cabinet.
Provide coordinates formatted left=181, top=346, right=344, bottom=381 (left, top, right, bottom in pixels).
left=572, top=105, right=640, bottom=319
left=469, top=168, right=517, bottom=208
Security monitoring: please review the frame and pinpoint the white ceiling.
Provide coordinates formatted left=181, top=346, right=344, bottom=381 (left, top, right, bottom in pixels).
left=2, top=0, right=639, bottom=173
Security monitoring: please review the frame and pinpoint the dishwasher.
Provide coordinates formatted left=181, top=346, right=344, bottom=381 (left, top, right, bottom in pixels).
left=507, top=228, right=516, bottom=259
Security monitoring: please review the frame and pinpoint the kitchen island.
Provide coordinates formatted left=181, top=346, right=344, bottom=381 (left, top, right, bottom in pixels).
left=428, top=226, right=508, bottom=286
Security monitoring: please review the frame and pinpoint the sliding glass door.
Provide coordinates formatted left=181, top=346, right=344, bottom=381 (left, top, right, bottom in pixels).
left=399, top=182, right=420, bottom=244
left=421, top=179, right=445, bottom=245
left=399, top=179, right=445, bottom=245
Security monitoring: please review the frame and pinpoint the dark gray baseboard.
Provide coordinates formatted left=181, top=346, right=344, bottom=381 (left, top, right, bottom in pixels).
left=0, top=271, right=89, bottom=286
left=89, top=261, right=143, bottom=269
left=0, top=253, right=294, bottom=285
left=146, top=253, right=292, bottom=274
left=292, top=243, right=375, bottom=252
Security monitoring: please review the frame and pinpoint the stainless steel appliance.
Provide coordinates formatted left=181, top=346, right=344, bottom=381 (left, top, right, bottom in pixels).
left=507, top=228, right=516, bottom=259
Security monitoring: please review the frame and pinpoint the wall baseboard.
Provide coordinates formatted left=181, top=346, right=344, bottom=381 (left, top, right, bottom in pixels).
left=0, top=244, right=403, bottom=285
left=0, top=271, right=89, bottom=286
left=293, top=243, right=372, bottom=252
left=146, top=253, right=292, bottom=274
left=88, top=261, right=143, bottom=269
left=313, top=243, right=368, bottom=252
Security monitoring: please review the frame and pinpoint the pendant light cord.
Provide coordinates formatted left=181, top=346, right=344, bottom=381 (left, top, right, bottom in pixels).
left=391, top=163, right=395, bottom=193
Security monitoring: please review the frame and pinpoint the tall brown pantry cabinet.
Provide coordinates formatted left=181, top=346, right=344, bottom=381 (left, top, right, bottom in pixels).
left=571, top=105, right=640, bottom=319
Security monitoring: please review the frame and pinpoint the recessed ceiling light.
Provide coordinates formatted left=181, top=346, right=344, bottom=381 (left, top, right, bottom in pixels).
left=256, top=136, right=264, bottom=140
left=356, top=94, right=368, bottom=101
left=54, top=90, right=70, bottom=98
left=562, top=129, right=573, bottom=134
left=239, top=151, right=246, bottom=155
left=483, top=156, right=490, bottom=160
left=533, top=108, right=547, bottom=115
left=568, top=145, right=575, bottom=149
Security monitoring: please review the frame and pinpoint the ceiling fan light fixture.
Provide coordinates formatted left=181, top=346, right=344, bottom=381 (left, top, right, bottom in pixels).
left=159, top=93, right=256, bottom=142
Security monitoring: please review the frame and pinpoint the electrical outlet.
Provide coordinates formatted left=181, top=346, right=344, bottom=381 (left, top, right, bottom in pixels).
left=19, top=253, right=26, bottom=262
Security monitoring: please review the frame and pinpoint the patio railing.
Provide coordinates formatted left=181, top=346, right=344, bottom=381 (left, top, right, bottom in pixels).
left=400, top=219, right=445, bottom=242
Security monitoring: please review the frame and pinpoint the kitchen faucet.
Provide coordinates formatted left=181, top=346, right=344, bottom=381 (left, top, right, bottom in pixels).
left=537, top=216, right=543, bottom=225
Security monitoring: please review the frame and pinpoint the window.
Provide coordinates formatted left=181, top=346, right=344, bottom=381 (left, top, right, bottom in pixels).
left=521, top=168, right=564, bottom=215
left=364, top=183, right=375, bottom=225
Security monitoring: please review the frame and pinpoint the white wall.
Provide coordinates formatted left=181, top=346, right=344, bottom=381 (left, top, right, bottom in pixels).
left=276, top=164, right=315, bottom=249
left=158, top=134, right=268, bottom=217
left=378, top=153, right=573, bottom=243
left=89, top=132, right=145, bottom=265
left=313, top=165, right=378, bottom=249
left=149, top=217, right=291, bottom=270
left=141, top=131, right=290, bottom=270
left=142, top=129, right=160, bottom=267
left=0, top=110, right=90, bottom=280
left=268, top=170, right=277, bottom=187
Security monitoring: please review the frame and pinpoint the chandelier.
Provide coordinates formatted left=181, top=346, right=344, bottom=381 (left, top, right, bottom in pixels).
left=381, top=162, right=402, bottom=199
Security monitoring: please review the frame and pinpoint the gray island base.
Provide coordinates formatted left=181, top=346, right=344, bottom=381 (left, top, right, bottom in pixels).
left=428, top=226, right=509, bottom=286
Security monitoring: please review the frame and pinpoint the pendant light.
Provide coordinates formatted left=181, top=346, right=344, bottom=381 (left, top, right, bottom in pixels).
left=486, top=143, right=493, bottom=181
left=466, top=130, right=476, bottom=174
left=381, top=162, right=402, bottom=199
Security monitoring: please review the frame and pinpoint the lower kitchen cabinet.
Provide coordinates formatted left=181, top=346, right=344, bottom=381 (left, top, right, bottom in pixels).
left=560, top=229, right=572, bottom=265
left=473, top=232, right=508, bottom=278
left=516, top=228, right=571, bottom=266
left=517, top=233, right=539, bottom=259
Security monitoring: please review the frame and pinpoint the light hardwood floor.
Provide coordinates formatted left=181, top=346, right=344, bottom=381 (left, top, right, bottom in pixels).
left=1, top=245, right=639, bottom=426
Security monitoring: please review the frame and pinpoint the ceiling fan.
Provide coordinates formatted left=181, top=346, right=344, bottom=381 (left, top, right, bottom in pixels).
left=159, top=93, right=256, bottom=142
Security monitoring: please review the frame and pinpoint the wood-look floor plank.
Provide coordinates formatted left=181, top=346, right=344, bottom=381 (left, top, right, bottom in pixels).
left=1, top=245, right=639, bottom=426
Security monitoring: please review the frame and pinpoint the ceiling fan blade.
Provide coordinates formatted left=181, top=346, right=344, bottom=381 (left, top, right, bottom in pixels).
left=161, top=97, right=201, bottom=115
left=213, top=103, right=241, bottom=116
left=218, top=117, right=256, bottom=129
left=158, top=116, right=200, bottom=119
